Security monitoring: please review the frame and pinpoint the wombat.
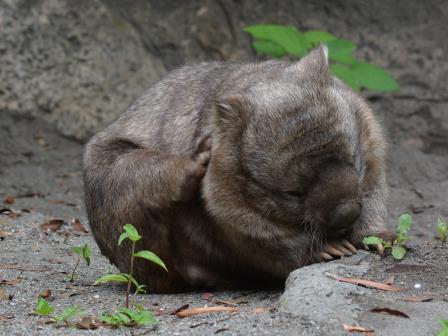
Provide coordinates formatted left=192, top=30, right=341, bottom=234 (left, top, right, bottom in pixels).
left=83, top=45, right=390, bottom=293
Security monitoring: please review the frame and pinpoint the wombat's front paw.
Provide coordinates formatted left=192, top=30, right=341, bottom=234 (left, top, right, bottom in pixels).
left=318, top=240, right=358, bottom=261
left=175, top=135, right=211, bottom=202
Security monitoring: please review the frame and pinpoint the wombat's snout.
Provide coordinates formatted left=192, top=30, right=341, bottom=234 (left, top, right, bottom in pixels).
left=326, top=200, right=361, bottom=236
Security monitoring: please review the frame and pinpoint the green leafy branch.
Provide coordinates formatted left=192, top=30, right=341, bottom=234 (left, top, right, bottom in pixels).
left=363, top=214, right=412, bottom=260
left=33, top=297, right=156, bottom=328
left=244, top=24, right=399, bottom=92
left=437, top=218, right=447, bottom=242
left=94, top=224, right=167, bottom=309
left=438, top=319, right=448, bottom=336
left=70, top=243, right=91, bottom=282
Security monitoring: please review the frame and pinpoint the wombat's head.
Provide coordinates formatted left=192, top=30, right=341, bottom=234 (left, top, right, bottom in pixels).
left=204, top=45, right=384, bottom=241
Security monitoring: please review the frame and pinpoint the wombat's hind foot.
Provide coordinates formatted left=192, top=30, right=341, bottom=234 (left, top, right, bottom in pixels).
left=319, top=240, right=358, bottom=261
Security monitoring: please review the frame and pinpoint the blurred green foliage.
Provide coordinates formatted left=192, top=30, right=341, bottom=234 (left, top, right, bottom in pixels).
left=244, top=24, right=399, bottom=92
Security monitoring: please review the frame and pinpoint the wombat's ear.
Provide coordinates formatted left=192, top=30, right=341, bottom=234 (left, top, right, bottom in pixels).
left=213, top=95, right=248, bottom=133
left=294, top=43, right=330, bottom=77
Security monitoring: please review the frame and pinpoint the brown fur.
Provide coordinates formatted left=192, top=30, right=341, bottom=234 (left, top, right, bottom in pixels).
left=83, top=45, right=390, bottom=293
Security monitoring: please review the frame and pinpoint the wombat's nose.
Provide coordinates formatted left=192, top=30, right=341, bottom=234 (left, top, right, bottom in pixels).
left=329, top=200, right=361, bottom=231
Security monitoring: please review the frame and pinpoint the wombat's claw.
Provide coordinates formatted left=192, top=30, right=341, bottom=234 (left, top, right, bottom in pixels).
left=363, top=242, right=384, bottom=255
left=319, top=240, right=358, bottom=261
left=341, top=239, right=357, bottom=254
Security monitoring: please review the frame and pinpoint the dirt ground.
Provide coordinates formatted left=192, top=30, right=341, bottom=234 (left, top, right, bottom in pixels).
left=0, top=110, right=447, bottom=335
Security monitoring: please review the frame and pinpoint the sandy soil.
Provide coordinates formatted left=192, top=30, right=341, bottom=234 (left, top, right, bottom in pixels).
left=0, top=110, right=447, bottom=335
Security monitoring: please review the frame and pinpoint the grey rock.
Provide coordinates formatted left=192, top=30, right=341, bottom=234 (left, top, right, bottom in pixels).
left=2, top=0, right=448, bottom=145
left=0, top=0, right=165, bottom=140
left=280, top=251, right=372, bottom=325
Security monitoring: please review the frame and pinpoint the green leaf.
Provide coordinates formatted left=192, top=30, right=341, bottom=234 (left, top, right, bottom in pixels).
left=391, top=245, right=406, bottom=260
left=135, top=284, right=147, bottom=294
left=122, top=224, right=142, bottom=242
left=94, top=273, right=129, bottom=285
left=326, top=39, right=356, bottom=65
left=438, top=319, right=448, bottom=336
left=397, top=214, right=412, bottom=235
left=82, top=243, right=91, bottom=266
left=362, top=236, right=385, bottom=246
left=134, top=310, right=158, bottom=325
left=101, top=312, right=124, bottom=326
left=118, top=232, right=129, bottom=245
left=252, top=40, right=287, bottom=58
left=119, top=308, right=157, bottom=325
left=351, top=61, right=399, bottom=92
left=244, top=24, right=308, bottom=57
left=437, top=218, right=447, bottom=239
left=34, top=297, right=54, bottom=316
left=54, top=306, right=83, bottom=322
left=71, top=246, right=82, bottom=255
left=330, top=64, right=361, bottom=90
left=303, top=30, right=337, bottom=48
left=133, top=250, right=168, bottom=271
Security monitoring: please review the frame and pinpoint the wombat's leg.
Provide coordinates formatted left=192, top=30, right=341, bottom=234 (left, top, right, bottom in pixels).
left=85, top=135, right=211, bottom=292
left=319, top=240, right=358, bottom=261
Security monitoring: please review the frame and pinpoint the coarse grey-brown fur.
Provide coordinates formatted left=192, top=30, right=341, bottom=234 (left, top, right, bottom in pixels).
left=83, top=45, right=390, bottom=293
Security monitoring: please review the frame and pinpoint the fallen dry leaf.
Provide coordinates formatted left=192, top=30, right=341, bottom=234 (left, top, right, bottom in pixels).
left=0, top=264, right=51, bottom=272
left=171, top=304, right=190, bottom=315
left=47, top=200, right=66, bottom=205
left=40, top=219, right=65, bottom=232
left=400, top=295, right=433, bottom=302
left=343, top=324, right=375, bottom=335
left=215, top=328, right=230, bottom=333
left=326, top=273, right=403, bottom=292
left=3, top=196, right=14, bottom=204
left=370, top=307, right=409, bottom=318
left=44, top=258, right=63, bottom=264
left=0, top=208, right=21, bottom=219
left=0, top=278, right=21, bottom=286
left=39, top=289, right=51, bottom=298
left=175, top=306, right=239, bottom=318
left=74, top=316, right=102, bottom=330
left=71, top=218, right=89, bottom=233
left=386, top=264, right=430, bottom=273
left=252, top=307, right=272, bottom=313
left=0, top=314, right=13, bottom=321
left=0, top=288, right=12, bottom=301
left=384, top=275, right=394, bottom=285
left=0, top=230, right=13, bottom=239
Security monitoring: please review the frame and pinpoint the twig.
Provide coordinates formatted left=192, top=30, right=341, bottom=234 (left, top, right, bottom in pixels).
left=0, top=265, right=51, bottom=272
left=175, top=306, right=239, bottom=318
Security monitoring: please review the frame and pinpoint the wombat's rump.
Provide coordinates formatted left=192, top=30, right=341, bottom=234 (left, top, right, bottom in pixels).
left=83, top=45, right=390, bottom=293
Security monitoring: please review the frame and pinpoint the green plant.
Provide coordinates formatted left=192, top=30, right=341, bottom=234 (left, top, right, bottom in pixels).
left=34, top=297, right=54, bottom=316
left=363, top=213, right=412, bottom=260
left=437, top=218, right=448, bottom=242
left=244, top=24, right=399, bottom=92
left=438, top=319, right=448, bottom=336
left=101, top=307, right=157, bottom=327
left=54, top=306, right=84, bottom=324
left=70, top=243, right=91, bottom=282
left=94, top=224, right=167, bottom=308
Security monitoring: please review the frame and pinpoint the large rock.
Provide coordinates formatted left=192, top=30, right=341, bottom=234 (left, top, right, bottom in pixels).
left=0, top=0, right=165, bottom=140
left=1, top=0, right=448, bottom=156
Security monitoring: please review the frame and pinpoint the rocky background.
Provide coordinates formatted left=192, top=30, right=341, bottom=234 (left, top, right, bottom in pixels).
left=1, top=0, right=447, bottom=141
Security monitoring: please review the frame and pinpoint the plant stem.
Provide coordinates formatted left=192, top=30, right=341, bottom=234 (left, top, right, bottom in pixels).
left=70, top=256, right=81, bottom=282
left=125, top=241, right=136, bottom=308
